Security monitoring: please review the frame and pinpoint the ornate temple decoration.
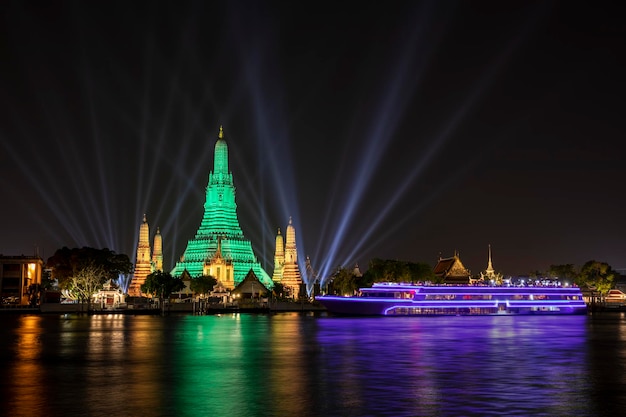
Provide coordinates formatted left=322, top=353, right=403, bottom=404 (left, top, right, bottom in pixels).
left=479, top=245, right=504, bottom=284
left=202, top=238, right=235, bottom=290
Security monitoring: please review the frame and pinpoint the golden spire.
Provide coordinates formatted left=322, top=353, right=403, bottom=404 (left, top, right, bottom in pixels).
left=219, top=125, right=224, bottom=139
left=486, top=244, right=494, bottom=273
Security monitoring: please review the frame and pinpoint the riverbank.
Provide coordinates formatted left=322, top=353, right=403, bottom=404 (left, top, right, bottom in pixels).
left=0, top=300, right=327, bottom=315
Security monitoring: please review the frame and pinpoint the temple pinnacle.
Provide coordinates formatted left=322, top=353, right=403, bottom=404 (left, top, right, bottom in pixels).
left=219, top=125, right=224, bottom=139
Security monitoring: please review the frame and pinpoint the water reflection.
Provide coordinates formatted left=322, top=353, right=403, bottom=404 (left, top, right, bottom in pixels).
left=4, top=316, right=45, bottom=417
left=314, top=315, right=591, bottom=416
left=2, top=313, right=626, bottom=416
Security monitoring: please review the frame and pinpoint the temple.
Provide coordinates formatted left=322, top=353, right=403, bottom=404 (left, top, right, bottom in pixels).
left=433, top=251, right=472, bottom=284
left=272, top=217, right=303, bottom=297
left=171, top=127, right=273, bottom=289
left=129, top=214, right=163, bottom=296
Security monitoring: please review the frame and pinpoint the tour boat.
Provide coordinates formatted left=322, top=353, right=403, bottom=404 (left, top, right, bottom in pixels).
left=317, top=283, right=587, bottom=316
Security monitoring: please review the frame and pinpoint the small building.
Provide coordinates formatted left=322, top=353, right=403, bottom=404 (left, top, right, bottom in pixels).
left=231, top=269, right=270, bottom=299
left=605, top=289, right=626, bottom=307
left=433, top=251, right=472, bottom=284
left=171, top=269, right=194, bottom=302
left=209, top=281, right=231, bottom=304
left=93, top=279, right=126, bottom=309
left=0, top=255, right=44, bottom=305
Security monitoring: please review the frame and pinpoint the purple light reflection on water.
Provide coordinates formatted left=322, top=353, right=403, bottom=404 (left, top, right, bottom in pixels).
left=2, top=313, right=626, bottom=416
left=314, top=315, right=591, bottom=416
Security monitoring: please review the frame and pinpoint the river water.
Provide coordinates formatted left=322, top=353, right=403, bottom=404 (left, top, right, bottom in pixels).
left=1, top=312, right=626, bottom=417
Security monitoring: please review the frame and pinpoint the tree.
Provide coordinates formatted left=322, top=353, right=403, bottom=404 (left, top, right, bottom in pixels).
left=190, top=275, right=217, bottom=297
left=576, top=260, right=616, bottom=295
left=407, top=262, right=437, bottom=283
left=362, top=258, right=436, bottom=285
left=47, top=247, right=133, bottom=290
left=67, top=263, right=107, bottom=311
left=547, top=264, right=577, bottom=282
left=271, top=282, right=285, bottom=299
left=141, top=271, right=186, bottom=314
left=332, top=267, right=359, bottom=296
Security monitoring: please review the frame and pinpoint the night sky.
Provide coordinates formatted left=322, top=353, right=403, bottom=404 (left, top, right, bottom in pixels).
left=1, top=1, right=625, bottom=279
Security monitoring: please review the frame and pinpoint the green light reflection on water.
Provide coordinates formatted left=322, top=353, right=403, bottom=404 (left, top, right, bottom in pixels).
left=167, top=313, right=312, bottom=417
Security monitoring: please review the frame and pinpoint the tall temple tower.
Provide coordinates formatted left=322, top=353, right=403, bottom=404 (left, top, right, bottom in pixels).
left=152, top=227, right=163, bottom=272
left=485, top=244, right=495, bottom=277
left=171, top=126, right=273, bottom=288
left=129, top=214, right=152, bottom=296
left=272, top=228, right=284, bottom=283
left=273, top=217, right=303, bottom=297
left=479, top=244, right=503, bottom=284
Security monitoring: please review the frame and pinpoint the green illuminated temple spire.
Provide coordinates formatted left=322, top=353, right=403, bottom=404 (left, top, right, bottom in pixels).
left=171, top=126, right=273, bottom=288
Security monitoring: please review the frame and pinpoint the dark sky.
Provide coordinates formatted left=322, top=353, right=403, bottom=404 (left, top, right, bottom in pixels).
left=1, top=0, right=625, bottom=279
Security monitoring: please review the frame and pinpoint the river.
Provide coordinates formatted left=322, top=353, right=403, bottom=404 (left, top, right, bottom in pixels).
left=1, top=312, right=626, bottom=416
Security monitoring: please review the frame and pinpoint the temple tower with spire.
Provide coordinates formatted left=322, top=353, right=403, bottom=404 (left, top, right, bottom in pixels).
left=171, top=127, right=273, bottom=288
left=272, top=228, right=284, bottom=283
left=480, top=244, right=503, bottom=284
left=129, top=214, right=152, bottom=296
left=485, top=244, right=495, bottom=276
left=152, top=227, right=163, bottom=272
left=273, top=217, right=303, bottom=297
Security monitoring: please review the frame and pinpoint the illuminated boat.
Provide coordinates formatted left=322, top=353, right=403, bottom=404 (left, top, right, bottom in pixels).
left=317, top=283, right=588, bottom=316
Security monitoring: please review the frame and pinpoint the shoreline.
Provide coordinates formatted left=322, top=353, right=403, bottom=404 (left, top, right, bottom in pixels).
left=0, top=300, right=327, bottom=315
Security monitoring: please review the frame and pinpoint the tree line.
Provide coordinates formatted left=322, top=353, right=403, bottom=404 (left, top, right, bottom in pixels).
left=543, top=261, right=618, bottom=294
left=329, top=258, right=437, bottom=296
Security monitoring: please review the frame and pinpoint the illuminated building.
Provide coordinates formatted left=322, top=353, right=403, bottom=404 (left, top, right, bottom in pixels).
left=433, top=251, right=472, bottom=284
left=171, top=127, right=273, bottom=289
left=0, top=255, right=43, bottom=305
left=93, top=279, right=126, bottom=309
left=231, top=269, right=270, bottom=299
left=129, top=214, right=163, bottom=296
left=272, top=217, right=303, bottom=297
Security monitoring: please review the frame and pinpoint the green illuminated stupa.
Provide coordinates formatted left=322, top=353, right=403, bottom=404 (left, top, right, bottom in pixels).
left=171, top=127, right=273, bottom=288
